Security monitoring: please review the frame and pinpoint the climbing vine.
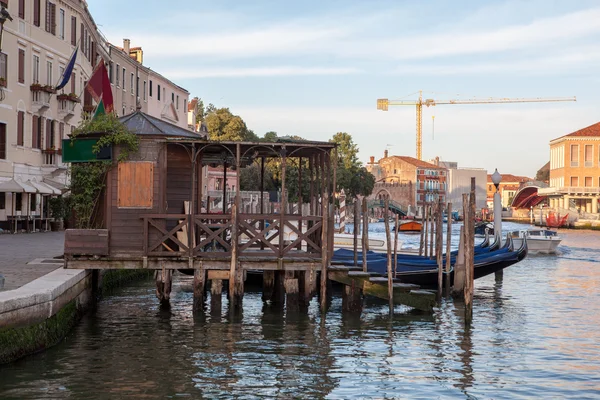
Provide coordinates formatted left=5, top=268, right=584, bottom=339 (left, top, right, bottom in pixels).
left=69, top=114, right=139, bottom=229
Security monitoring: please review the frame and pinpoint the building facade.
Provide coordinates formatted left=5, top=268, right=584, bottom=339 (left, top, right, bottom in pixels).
left=0, top=0, right=196, bottom=228
left=485, top=174, right=531, bottom=208
left=539, top=122, right=600, bottom=214
left=366, top=151, right=447, bottom=210
left=435, top=160, right=487, bottom=212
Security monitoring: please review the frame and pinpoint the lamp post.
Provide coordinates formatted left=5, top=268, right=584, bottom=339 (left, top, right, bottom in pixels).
left=491, top=168, right=502, bottom=244
left=0, top=6, right=13, bottom=53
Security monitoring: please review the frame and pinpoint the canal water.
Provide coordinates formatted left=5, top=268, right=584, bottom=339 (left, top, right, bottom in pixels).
left=1, top=222, right=599, bottom=399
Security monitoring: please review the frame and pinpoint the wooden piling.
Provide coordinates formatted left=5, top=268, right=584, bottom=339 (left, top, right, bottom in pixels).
left=445, top=202, right=453, bottom=294
left=262, top=270, right=276, bottom=302
left=423, top=205, right=429, bottom=257
left=465, top=178, right=476, bottom=311
left=419, top=200, right=425, bottom=256
left=284, top=270, right=299, bottom=311
left=393, top=213, right=399, bottom=278
left=462, top=194, right=472, bottom=304
left=429, top=204, right=435, bottom=259
left=362, top=197, right=368, bottom=273
left=342, top=282, right=363, bottom=313
left=437, top=198, right=444, bottom=299
left=354, top=200, right=359, bottom=267
left=228, top=203, right=241, bottom=309
left=193, top=268, right=205, bottom=312
left=320, top=192, right=329, bottom=312
left=210, top=279, right=222, bottom=316
left=452, top=220, right=466, bottom=296
left=384, top=197, right=393, bottom=313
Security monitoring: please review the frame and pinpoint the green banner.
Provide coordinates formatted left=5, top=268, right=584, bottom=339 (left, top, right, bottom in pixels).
left=61, top=139, right=112, bottom=162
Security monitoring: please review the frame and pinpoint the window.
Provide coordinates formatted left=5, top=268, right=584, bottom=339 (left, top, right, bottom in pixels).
left=118, top=162, right=154, bottom=208
left=163, top=87, right=165, bottom=101
left=46, top=60, right=52, bottom=85
left=122, top=68, right=125, bottom=91
left=130, top=72, right=133, bottom=94
left=18, top=49, right=25, bottom=83
left=59, top=9, right=64, bottom=39
left=171, top=92, right=174, bottom=103
left=15, top=193, right=22, bottom=212
left=34, top=0, right=41, bottom=27
left=45, top=119, right=54, bottom=149
left=570, top=176, right=579, bottom=187
left=149, top=80, right=152, bottom=97
left=585, top=145, right=593, bottom=167
left=32, top=115, right=42, bottom=149
left=157, top=84, right=161, bottom=100
left=143, top=81, right=146, bottom=101
left=0, top=123, right=5, bottom=159
left=0, top=53, right=6, bottom=84
left=80, top=23, right=84, bottom=52
left=176, top=95, right=179, bottom=109
left=17, top=111, right=24, bottom=146
left=0, top=193, right=5, bottom=210
left=585, top=177, right=592, bottom=187
left=45, top=1, right=56, bottom=35
left=19, top=0, right=25, bottom=19
left=570, top=144, right=579, bottom=167
left=184, top=99, right=186, bottom=112
left=30, top=195, right=36, bottom=212
left=109, top=62, right=113, bottom=84
left=58, top=122, right=64, bottom=149
left=115, top=63, right=120, bottom=86
left=71, top=16, right=76, bottom=45
left=70, top=71, right=75, bottom=94
left=32, top=54, right=40, bottom=83
left=215, top=178, right=222, bottom=191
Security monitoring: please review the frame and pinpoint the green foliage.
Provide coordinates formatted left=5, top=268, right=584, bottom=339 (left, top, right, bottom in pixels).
left=262, top=131, right=278, bottom=142
left=194, top=97, right=206, bottom=124
left=69, top=114, right=139, bottom=229
left=331, top=132, right=359, bottom=170
left=205, top=107, right=256, bottom=141
left=330, top=132, right=374, bottom=198
left=48, top=196, right=66, bottom=219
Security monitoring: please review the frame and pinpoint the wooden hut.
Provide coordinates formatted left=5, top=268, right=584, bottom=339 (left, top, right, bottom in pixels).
left=64, top=111, right=336, bottom=309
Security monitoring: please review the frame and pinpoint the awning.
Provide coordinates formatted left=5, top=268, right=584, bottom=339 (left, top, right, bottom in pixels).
left=43, top=178, right=68, bottom=193
left=28, top=180, right=57, bottom=195
left=17, top=180, right=39, bottom=193
left=0, top=178, right=26, bottom=193
left=39, top=181, right=62, bottom=195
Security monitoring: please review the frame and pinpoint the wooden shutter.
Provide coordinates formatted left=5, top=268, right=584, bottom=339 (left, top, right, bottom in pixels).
left=33, top=0, right=40, bottom=26
left=45, top=0, right=50, bottom=32
left=50, top=3, right=56, bottom=35
left=18, top=0, right=25, bottom=19
left=18, top=49, right=24, bottom=83
left=118, top=162, right=154, bottom=208
left=70, top=72, right=75, bottom=94
left=32, top=115, right=38, bottom=148
left=58, top=122, right=64, bottom=149
left=45, top=119, right=51, bottom=149
left=17, top=111, right=24, bottom=146
left=39, top=117, right=45, bottom=150
left=0, top=123, right=6, bottom=160
left=80, top=23, right=84, bottom=52
left=71, top=16, right=76, bottom=45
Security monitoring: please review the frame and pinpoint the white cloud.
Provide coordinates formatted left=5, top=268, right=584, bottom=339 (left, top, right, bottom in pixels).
left=160, top=66, right=361, bottom=79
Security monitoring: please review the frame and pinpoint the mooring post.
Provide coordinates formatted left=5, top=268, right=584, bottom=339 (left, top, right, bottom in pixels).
left=193, top=266, right=205, bottom=312
left=210, top=279, right=223, bottom=316
left=452, top=219, right=466, bottom=297
left=354, top=199, right=359, bottom=267
left=228, top=203, right=241, bottom=309
left=445, top=202, right=453, bottom=294
left=298, top=270, right=314, bottom=308
left=437, top=198, right=444, bottom=300
left=284, top=270, right=299, bottom=311
left=393, top=213, right=399, bottom=278
left=362, top=197, right=368, bottom=272
left=465, top=178, right=476, bottom=321
left=342, top=281, right=363, bottom=313
left=262, top=270, right=276, bottom=302
left=423, top=205, right=429, bottom=257
left=320, top=192, right=329, bottom=312
left=419, top=200, right=425, bottom=256
left=384, top=197, right=393, bottom=313
left=429, top=204, right=435, bottom=259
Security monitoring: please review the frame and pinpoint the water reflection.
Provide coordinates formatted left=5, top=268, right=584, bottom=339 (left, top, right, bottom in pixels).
left=1, top=224, right=600, bottom=398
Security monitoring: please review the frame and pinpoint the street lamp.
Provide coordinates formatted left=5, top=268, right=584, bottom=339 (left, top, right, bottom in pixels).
left=0, top=6, right=13, bottom=53
left=491, top=168, right=502, bottom=243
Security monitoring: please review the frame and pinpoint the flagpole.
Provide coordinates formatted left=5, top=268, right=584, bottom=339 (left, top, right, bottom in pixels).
left=54, top=38, right=81, bottom=91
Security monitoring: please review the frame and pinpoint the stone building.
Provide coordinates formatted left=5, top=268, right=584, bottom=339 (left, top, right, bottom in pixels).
left=366, top=150, right=447, bottom=211
left=485, top=173, right=531, bottom=208
left=434, top=160, right=487, bottom=212
left=539, top=122, right=600, bottom=214
left=0, top=0, right=197, bottom=229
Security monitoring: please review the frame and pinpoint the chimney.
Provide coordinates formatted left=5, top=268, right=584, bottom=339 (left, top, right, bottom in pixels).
left=435, top=156, right=440, bottom=166
left=369, top=156, right=375, bottom=164
left=123, top=38, right=130, bottom=53
left=384, top=149, right=389, bottom=158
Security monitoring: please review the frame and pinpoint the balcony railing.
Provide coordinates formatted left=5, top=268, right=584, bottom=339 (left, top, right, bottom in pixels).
left=31, top=90, right=51, bottom=112
left=538, top=187, right=600, bottom=195
left=58, top=98, right=76, bottom=119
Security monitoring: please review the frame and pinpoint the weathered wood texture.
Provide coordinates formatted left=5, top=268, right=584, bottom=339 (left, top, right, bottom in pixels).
left=117, top=161, right=154, bottom=208
left=65, top=229, right=109, bottom=256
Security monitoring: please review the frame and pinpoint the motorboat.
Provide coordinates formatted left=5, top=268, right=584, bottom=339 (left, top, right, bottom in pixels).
left=333, top=233, right=396, bottom=253
left=509, top=229, right=561, bottom=254
left=393, top=220, right=422, bottom=233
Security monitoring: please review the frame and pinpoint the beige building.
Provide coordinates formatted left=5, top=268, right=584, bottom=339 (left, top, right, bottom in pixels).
left=0, top=0, right=197, bottom=229
left=539, top=122, right=600, bottom=214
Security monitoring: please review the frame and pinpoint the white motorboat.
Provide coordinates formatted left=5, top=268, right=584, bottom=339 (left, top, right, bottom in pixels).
left=509, top=229, right=562, bottom=254
left=333, top=233, right=398, bottom=253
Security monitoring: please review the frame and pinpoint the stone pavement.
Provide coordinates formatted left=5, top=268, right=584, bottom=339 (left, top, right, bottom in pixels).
left=0, top=232, right=65, bottom=292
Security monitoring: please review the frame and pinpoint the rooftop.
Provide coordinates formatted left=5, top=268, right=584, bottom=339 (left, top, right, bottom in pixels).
left=551, top=122, right=600, bottom=142
left=486, top=173, right=530, bottom=183
left=381, top=155, right=445, bottom=170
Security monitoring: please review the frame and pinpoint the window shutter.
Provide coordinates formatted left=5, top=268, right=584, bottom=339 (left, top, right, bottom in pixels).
left=70, top=72, right=75, bottom=94
left=45, top=0, right=50, bottom=32
left=59, top=122, right=64, bottom=149
left=18, top=49, right=24, bottom=83
left=46, top=119, right=51, bottom=149
left=50, top=3, right=56, bottom=35
left=80, top=23, right=84, bottom=52
left=118, top=162, right=154, bottom=208
left=39, top=117, right=45, bottom=150
left=33, top=0, right=40, bottom=27
left=19, top=0, right=25, bottom=19
left=71, top=16, right=76, bottom=45
left=17, top=111, right=24, bottom=146
left=32, top=115, right=38, bottom=148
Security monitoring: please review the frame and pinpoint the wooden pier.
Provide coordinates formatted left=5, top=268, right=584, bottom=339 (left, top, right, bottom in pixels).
left=63, top=113, right=436, bottom=314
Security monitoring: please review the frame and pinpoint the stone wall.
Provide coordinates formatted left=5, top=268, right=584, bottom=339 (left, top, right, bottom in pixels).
left=368, top=182, right=415, bottom=207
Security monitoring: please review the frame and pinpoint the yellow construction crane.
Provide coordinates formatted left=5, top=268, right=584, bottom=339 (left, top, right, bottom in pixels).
left=377, top=91, right=577, bottom=160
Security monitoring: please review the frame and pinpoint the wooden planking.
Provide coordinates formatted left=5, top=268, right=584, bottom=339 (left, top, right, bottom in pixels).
left=65, top=229, right=109, bottom=256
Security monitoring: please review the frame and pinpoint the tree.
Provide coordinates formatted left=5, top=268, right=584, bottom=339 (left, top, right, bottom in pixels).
left=329, top=132, right=373, bottom=198
left=205, top=107, right=254, bottom=141
left=331, top=132, right=359, bottom=170
left=263, top=131, right=278, bottom=142
left=194, top=97, right=206, bottom=124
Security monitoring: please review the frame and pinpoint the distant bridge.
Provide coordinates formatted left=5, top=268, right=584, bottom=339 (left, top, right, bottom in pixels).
left=509, top=181, right=549, bottom=209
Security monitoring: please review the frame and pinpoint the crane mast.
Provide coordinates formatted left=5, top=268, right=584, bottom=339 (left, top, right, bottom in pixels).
left=377, top=92, right=577, bottom=160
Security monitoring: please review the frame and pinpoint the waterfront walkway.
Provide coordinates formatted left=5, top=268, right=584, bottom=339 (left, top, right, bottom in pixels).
left=0, top=232, right=65, bottom=291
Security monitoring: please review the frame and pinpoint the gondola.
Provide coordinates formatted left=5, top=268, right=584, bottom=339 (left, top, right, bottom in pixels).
left=331, top=236, right=527, bottom=288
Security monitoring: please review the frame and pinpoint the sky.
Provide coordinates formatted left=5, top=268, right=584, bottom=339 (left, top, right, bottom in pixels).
left=88, top=0, right=600, bottom=177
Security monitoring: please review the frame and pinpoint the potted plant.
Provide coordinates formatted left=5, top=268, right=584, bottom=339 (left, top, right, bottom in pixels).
left=0, top=77, right=6, bottom=88
left=49, top=196, right=66, bottom=231
left=43, top=85, right=56, bottom=94
left=68, top=93, right=80, bottom=102
left=57, top=93, right=70, bottom=101
left=30, top=83, right=43, bottom=91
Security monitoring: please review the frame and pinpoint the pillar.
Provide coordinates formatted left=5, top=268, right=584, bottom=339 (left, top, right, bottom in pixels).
left=193, top=268, right=206, bottom=312
left=592, top=197, right=598, bottom=214
left=210, top=279, right=222, bottom=316
left=563, top=196, right=569, bottom=209
left=586, top=199, right=592, bottom=214
left=284, top=270, right=299, bottom=311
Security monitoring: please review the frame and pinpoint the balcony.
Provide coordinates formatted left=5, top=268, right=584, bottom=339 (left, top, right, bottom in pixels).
left=57, top=94, right=78, bottom=120
left=539, top=187, right=600, bottom=196
left=31, top=84, right=53, bottom=112
left=42, top=148, right=61, bottom=165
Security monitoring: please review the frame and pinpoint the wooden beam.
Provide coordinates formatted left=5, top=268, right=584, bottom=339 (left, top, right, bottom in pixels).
left=445, top=202, right=452, bottom=294
left=384, top=197, right=393, bottom=313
